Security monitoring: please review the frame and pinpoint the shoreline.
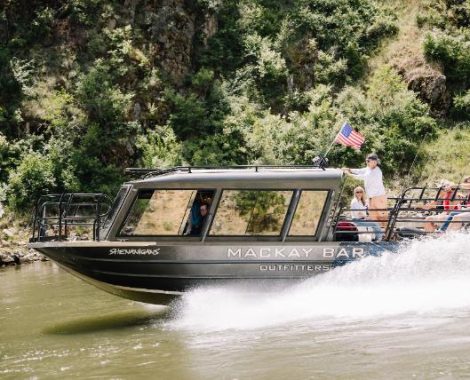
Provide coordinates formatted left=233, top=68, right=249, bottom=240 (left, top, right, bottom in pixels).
left=1, top=222, right=47, bottom=267
left=0, top=246, right=47, bottom=267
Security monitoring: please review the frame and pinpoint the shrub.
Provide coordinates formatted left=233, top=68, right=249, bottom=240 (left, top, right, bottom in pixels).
left=419, top=0, right=470, bottom=121
left=7, top=152, right=56, bottom=211
left=453, top=89, right=470, bottom=117
left=182, top=130, right=247, bottom=166
left=336, top=66, right=437, bottom=177
left=424, top=33, right=470, bottom=85
left=248, top=34, right=288, bottom=112
left=165, top=71, right=230, bottom=140
left=45, top=136, right=80, bottom=192
left=136, top=126, right=182, bottom=168
left=76, top=60, right=134, bottom=124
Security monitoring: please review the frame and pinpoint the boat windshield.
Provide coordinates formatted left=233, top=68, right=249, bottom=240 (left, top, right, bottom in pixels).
left=118, top=188, right=330, bottom=239
left=288, top=191, right=328, bottom=236
left=210, top=190, right=293, bottom=236
left=119, top=189, right=215, bottom=237
left=209, top=189, right=328, bottom=237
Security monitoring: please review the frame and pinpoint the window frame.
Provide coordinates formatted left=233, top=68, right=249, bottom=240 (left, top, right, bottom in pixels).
left=102, top=185, right=131, bottom=230
left=285, top=189, right=330, bottom=239
left=207, top=188, right=295, bottom=238
left=116, top=188, right=217, bottom=239
left=114, top=187, right=331, bottom=242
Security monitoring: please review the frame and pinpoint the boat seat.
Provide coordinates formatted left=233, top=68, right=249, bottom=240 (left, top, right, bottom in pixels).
left=334, top=221, right=359, bottom=242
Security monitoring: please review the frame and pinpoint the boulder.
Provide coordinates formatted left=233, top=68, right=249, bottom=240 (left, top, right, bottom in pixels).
left=403, top=67, right=451, bottom=118
left=22, top=251, right=44, bottom=263
left=2, top=228, right=16, bottom=238
left=390, top=50, right=451, bottom=117
left=0, top=252, right=15, bottom=265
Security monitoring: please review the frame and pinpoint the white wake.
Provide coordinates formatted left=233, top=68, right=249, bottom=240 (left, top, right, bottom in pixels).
left=169, top=233, right=470, bottom=331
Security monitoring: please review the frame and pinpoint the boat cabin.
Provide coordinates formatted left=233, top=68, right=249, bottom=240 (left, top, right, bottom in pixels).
left=30, top=166, right=470, bottom=243
left=31, top=166, right=343, bottom=243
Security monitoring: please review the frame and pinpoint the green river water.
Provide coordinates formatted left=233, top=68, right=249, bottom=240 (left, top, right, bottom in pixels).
left=2, top=233, right=470, bottom=379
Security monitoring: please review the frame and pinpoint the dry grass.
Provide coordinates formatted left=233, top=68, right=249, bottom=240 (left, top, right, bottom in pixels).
left=368, top=0, right=439, bottom=76
left=419, top=128, right=470, bottom=186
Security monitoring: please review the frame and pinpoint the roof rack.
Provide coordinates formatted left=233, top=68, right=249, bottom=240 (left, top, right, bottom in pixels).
left=125, top=163, right=330, bottom=179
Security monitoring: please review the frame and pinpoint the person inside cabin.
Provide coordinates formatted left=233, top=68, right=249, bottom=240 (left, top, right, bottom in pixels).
left=186, top=193, right=202, bottom=234
left=184, top=190, right=213, bottom=236
left=189, top=203, right=209, bottom=236
left=350, top=186, right=384, bottom=241
left=343, top=153, right=388, bottom=228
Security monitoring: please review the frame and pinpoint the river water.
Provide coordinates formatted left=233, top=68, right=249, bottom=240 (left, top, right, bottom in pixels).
left=2, top=233, right=470, bottom=379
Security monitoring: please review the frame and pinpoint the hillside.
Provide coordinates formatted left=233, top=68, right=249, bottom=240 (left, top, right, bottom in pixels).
left=0, top=0, right=469, bottom=216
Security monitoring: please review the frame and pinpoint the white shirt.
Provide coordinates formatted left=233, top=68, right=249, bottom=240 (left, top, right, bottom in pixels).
left=350, top=167, right=386, bottom=198
left=350, top=198, right=367, bottom=219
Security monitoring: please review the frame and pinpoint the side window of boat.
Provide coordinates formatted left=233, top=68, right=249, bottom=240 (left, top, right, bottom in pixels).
left=120, top=189, right=196, bottom=236
left=288, top=191, right=328, bottom=236
left=210, top=190, right=293, bottom=236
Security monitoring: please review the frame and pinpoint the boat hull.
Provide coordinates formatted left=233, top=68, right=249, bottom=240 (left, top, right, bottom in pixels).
left=30, top=241, right=398, bottom=304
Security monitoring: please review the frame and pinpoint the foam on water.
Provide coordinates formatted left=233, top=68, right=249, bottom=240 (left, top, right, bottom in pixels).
left=169, top=233, right=470, bottom=331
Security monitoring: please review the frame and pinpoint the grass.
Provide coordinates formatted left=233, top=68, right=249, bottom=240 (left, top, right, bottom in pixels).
left=368, top=0, right=428, bottom=74
left=419, top=126, right=470, bottom=186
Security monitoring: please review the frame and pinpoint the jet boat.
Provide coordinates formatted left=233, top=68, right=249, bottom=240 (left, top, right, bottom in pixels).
left=29, top=165, right=469, bottom=304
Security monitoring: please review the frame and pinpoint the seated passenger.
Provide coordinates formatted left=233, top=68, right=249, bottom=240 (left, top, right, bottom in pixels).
left=445, top=176, right=470, bottom=232
left=424, top=180, right=461, bottom=232
left=447, top=211, right=470, bottom=231
left=189, top=203, right=209, bottom=236
left=350, top=186, right=384, bottom=241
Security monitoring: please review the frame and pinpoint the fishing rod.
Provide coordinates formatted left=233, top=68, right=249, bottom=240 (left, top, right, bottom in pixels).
left=423, top=128, right=451, bottom=190
left=403, top=132, right=429, bottom=190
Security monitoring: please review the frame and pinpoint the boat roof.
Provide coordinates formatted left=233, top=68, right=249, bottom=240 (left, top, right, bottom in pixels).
left=125, top=167, right=344, bottom=190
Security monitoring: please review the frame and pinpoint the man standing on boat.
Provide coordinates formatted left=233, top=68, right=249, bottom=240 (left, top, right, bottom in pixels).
left=343, top=153, right=388, bottom=227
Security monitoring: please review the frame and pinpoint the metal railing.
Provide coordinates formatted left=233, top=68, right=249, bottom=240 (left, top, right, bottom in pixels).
left=333, top=185, right=470, bottom=241
left=125, top=164, right=332, bottom=179
left=30, top=193, right=112, bottom=242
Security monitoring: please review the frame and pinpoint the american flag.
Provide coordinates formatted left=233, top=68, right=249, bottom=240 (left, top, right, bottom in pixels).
left=334, top=123, right=365, bottom=150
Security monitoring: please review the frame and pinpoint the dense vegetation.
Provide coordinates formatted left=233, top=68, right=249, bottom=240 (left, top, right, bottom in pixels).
left=419, top=0, right=470, bottom=119
left=0, top=0, right=468, bottom=214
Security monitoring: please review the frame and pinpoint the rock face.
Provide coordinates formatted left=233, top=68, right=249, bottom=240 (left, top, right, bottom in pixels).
left=140, top=0, right=218, bottom=85
left=146, top=0, right=196, bottom=84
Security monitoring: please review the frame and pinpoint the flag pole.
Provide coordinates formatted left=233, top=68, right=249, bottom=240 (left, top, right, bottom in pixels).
left=323, top=121, right=345, bottom=159
left=312, top=122, right=343, bottom=170
left=323, top=138, right=337, bottom=159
